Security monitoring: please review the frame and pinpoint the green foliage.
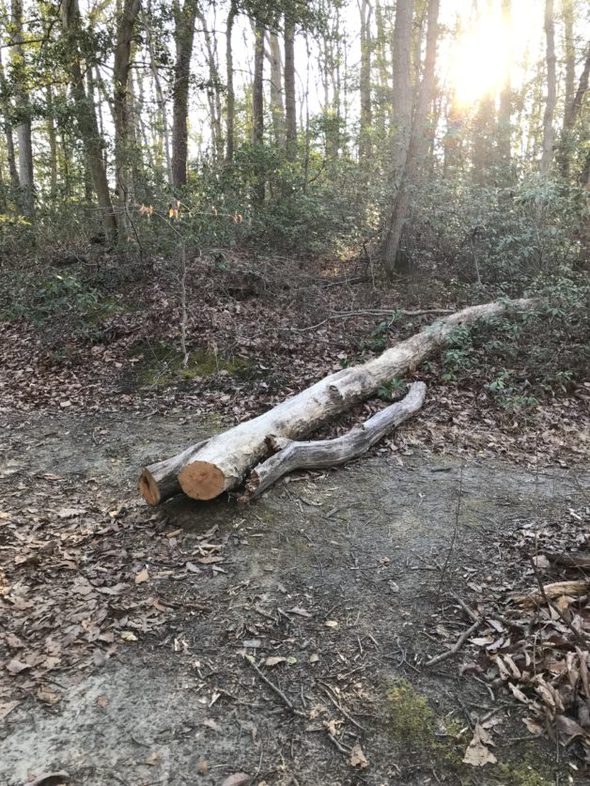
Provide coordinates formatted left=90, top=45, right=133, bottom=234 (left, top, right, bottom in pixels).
left=436, top=274, right=589, bottom=405
left=0, top=269, right=120, bottom=341
left=377, top=377, right=406, bottom=400
left=396, top=175, right=588, bottom=285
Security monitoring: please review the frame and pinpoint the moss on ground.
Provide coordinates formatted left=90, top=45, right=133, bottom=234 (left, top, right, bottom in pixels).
left=129, top=341, right=248, bottom=386
left=385, top=678, right=437, bottom=741
left=383, top=679, right=563, bottom=785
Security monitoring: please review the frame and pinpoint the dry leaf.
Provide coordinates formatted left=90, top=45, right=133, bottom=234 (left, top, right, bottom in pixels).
left=28, top=772, right=70, bottom=786
left=36, top=685, right=62, bottom=705
left=6, top=658, right=31, bottom=674
left=264, top=656, right=286, bottom=667
left=0, top=700, right=19, bottom=720
left=5, top=632, right=24, bottom=649
left=287, top=606, right=312, bottom=618
left=556, top=714, right=586, bottom=741
left=523, top=717, right=543, bottom=735
left=196, top=757, right=209, bottom=774
left=221, top=774, right=250, bottom=786
left=462, top=723, right=497, bottom=767
left=57, top=507, right=85, bottom=519
left=508, top=681, right=530, bottom=704
left=135, top=567, right=149, bottom=584
left=145, top=751, right=161, bottom=766
left=202, top=718, right=222, bottom=732
left=349, top=742, right=369, bottom=769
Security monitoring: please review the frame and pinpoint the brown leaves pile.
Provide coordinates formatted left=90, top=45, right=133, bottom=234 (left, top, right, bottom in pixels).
left=0, top=483, right=223, bottom=705
left=459, top=506, right=590, bottom=762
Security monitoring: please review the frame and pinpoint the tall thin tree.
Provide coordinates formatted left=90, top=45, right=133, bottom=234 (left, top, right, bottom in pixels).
left=171, top=0, right=198, bottom=190
left=10, top=0, right=34, bottom=217
left=541, top=0, right=556, bottom=174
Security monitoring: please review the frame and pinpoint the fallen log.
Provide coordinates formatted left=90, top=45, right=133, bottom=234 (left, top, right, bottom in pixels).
left=241, top=381, right=426, bottom=501
left=139, top=298, right=536, bottom=504
left=138, top=440, right=208, bottom=507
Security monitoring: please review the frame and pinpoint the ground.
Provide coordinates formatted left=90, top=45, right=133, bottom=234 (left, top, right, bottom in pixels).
left=1, top=407, right=589, bottom=786
left=1, top=254, right=589, bottom=785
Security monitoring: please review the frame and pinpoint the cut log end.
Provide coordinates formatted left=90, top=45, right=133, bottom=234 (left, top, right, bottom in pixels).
left=178, top=461, right=226, bottom=501
left=139, top=469, right=161, bottom=506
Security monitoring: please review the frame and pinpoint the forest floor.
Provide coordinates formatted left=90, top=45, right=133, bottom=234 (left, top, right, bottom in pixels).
left=1, top=251, right=589, bottom=785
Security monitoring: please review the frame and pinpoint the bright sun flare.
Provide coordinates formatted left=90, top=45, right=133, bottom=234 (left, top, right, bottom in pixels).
left=447, top=1, right=542, bottom=107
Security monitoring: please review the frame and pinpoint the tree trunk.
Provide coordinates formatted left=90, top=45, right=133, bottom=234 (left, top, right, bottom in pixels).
left=0, top=47, right=20, bottom=202
left=559, top=43, right=590, bottom=178
left=60, top=0, right=117, bottom=242
left=225, top=1, right=237, bottom=162
left=382, top=0, right=438, bottom=277
left=391, top=0, right=414, bottom=176
left=497, top=0, right=512, bottom=169
left=252, top=18, right=265, bottom=147
left=114, top=0, right=141, bottom=237
left=144, top=3, right=173, bottom=184
left=359, top=0, right=373, bottom=161
left=139, top=298, right=536, bottom=506
left=46, top=86, right=58, bottom=201
left=267, top=31, right=285, bottom=146
left=171, top=0, right=198, bottom=190
left=284, top=11, right=297, bottom=159
left=10, top=0, right=34, bottom=218
left=562, top=0, right=575, bottom=117
left=195, top=3, right=224, bottom=159
left=252, top=16, right=265, bottom=205
left=541, top=0, right=556, bottom=174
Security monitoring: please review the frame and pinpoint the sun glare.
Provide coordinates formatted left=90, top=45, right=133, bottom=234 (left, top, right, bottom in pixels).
left=446, top=1, right=543, bottom=108
left=449, top=11, right=510, bottom=105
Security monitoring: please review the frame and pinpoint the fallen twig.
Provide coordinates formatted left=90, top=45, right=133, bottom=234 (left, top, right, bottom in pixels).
left=318, top=682, right=366, bottom=731
left=244, top=656, right=307, bottom=718
left=425, top=618, right=483, bottom=667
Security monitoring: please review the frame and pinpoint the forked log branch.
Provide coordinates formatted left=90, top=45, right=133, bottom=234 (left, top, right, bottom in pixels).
left=240, top=381, right=426, bottom=501
left=138, top=298, right=537, bottom=505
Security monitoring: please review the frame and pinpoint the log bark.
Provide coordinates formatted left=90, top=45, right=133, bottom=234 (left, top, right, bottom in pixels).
left=241, top=381, right=426, bottom=501
left=139, top=298, right=536, bottom=506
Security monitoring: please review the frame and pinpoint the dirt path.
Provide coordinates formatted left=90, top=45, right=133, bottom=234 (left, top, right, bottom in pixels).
left=1, top=410, right=588, bottom=786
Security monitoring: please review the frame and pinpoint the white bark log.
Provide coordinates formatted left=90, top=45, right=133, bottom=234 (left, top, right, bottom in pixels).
left=138, top=298, right=536, bottom=505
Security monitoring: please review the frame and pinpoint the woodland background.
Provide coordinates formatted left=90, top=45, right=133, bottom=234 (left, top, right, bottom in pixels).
left=0, top=0, right=588, bottom=419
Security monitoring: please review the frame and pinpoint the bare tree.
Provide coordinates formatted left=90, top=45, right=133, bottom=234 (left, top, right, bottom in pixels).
left=267, top=30, right=285, bottom=145
left=497, top=0, right=512, bottom=169
left=114, top=0, right=141, bottom=235
left=10, top=0, right=34, bottom=217
left=225, top=0, right=237, bottom=162
left=195, top=3, right=224, bottom=159
left=391, top=0, right=414, bottom=176
left=541, top=0, right=556, bottom=174
left=284, top=10, right=297, bottom=159
left=60, top=0, right=117, bottom=241
left=358, top=0, right=372, bottom=161
left=171, top=0, right=198, bottom=190
left=143, top=2, right=173, bottom=184
left=0, top=46, right=20, bottom=203
left=381, top=0, right=439, bottom=277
